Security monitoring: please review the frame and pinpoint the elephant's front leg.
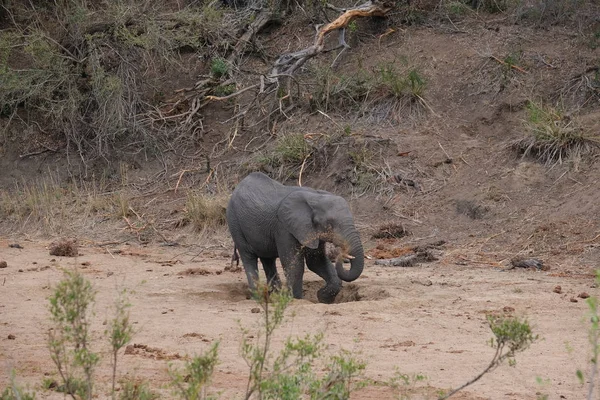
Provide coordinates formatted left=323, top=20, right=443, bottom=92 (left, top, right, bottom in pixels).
left=277, top=241, right=305, bottom=299
left=305, top=243, right=342, bottom=304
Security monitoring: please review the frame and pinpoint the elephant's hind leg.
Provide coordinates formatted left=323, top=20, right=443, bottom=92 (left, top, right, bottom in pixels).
left=239, top=253, right=260, bottom=293
left=260, top=257, right=282, bottom=291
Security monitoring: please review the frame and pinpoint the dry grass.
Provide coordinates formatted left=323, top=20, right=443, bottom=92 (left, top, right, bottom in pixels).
left=183, top=191, right=229, bottom=232
left=513, top=101, right=600, bottom=166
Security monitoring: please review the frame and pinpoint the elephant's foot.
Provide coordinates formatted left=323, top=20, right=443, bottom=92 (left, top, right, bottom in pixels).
left=317, top=283, right=341, bottom=304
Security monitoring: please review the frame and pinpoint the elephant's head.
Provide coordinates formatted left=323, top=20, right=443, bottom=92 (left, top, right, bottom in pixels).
left=277, top=189, right=364, bottom=282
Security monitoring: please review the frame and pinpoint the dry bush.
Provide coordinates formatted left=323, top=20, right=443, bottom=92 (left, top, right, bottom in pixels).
left=0, top=0, right=241, bottom=164
left=455, top=199, right=489, bottom=219
left=49, top=238, right=79, bottom=257
left=371, top=223, right=408, bottom=239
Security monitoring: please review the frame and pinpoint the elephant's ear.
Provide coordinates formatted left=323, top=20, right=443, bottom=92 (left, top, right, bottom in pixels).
left=277, top=191, right=319, bottom=249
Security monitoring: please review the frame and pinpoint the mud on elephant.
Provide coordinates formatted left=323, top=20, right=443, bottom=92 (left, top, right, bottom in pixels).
left=226, top=172, right=364, bottom=303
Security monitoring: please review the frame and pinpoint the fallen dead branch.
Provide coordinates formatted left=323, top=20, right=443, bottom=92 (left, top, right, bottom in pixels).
left=165, top=0, right=397, bottom=134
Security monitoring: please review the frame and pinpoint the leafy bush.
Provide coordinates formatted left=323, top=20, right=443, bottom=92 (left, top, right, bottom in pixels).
left=169, top=343, right=220, bottom=400
left=48, top=269, right=99, bottom=399
left=210, top=58, right=229, bottom=79
left=240, top=285, right=368, bottom=399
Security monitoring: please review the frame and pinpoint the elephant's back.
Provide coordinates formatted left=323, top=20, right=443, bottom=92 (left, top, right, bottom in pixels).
left=231, top=172, right=290, bottom=209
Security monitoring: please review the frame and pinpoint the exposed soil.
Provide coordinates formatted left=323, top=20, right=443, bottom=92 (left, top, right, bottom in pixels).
left=2, top=4, right=600, bottom=399
left=0, top=238, right=596, bottom=399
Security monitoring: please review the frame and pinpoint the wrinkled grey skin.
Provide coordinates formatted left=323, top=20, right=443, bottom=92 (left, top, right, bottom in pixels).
left=226, top=172, right=364, bottom=303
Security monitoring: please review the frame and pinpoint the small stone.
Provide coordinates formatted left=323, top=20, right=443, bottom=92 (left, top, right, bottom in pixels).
left=503, top=306, right=515, bottom=313
left=578, top=292, right=590, bottom=299
left=0, top=261, right=7, bottom=268
left=18, top=269, right=23, bottom=272
left=570, top=297, right=578, bottom=303
left=107, top=272, right=114, bottom=277
left=8, top=334, right=16, bottom=340
left=553, top=286, right=562, bottom=294
left=161, top=311, right=168, bottom=314
left=81, top=261, right=90, bottom=266
left=251, top=307, right=261, bottom=313
left=32, top=261, right=37, bottom=265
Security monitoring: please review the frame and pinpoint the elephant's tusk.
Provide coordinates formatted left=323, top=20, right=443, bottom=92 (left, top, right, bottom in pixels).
left=343, top=254, right=355, bottom=260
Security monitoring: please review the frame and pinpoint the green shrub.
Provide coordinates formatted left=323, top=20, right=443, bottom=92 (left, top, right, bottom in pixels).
left=48, top=269, right=99, bottom=400
left=119, top=380, right=158, bottom=400
left=169, top=343, right=220, bottom=400
left=210, top=58, right=229, bottom=79
left=240, top=285, right=368, bottom=399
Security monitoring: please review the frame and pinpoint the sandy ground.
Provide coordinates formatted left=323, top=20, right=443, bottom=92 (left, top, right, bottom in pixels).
left=0, top=237, right=597, bottom=399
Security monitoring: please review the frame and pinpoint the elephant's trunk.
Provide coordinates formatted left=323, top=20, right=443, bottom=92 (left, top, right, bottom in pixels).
left=333, top=228, right=364, bottom=282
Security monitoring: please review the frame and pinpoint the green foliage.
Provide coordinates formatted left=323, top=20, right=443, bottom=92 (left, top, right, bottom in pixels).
left=213, top=84, right=236, bottom=97
left=472, top=0, right=517, bottom=13
left=1, top=371, right=36, bottom=400
left=310, top=63, right=427, bottom=116
left=119, top=380, right=158, bottom=400
left=169, top=343, right=220, bottom=400
left=514, top=101, right=600, bottom=165
left=107, top=289, right=135, bottom=399
left=0, top=0, right=232, bottom=160
left=274, top=133, right=311, bottom=165
left=487, top=315, right=537, bottom=359
left=48, top=269, right=99, bottom=400
left=311, top=67, right=373, bottom=112
left=0, top=29, right=77, bottom=118
left=348, top=20, right=359, bottom=33
left=377, top=65, right=426, bottom=99
left=439, top=315, right=537, bottom=399
left=386, top=370, right=428, bottom=400
left=516, top=0, right=586, bottom=22
left=210, top=58, right=229, bottom=79
left=577, top=269, right=600, bottom=397
left=248, top=133, right=315, bottom=178
left=444, top=1, right=471, bottom=17
left=240, top=284, right=368, bottom=399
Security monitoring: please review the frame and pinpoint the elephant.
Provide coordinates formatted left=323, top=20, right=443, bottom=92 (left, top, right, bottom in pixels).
left=226, top=172, right=365, bottom=304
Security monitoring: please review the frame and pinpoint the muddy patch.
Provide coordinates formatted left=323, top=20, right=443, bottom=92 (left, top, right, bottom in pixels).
left=303, top=281, right=390, bottom=303
left=185, top=282, right=250, bottom=302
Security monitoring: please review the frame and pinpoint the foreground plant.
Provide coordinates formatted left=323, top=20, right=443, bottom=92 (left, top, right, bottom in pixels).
left=48, top=269, right=99, bottom=400
left=577, top=270, right=600, bottom=400
left=107, top=289, right=135, bottom=399
left=439, top=315, right=538, bottom=399
left=169, top=343, right=220, bottom=400
left=241, top=285, right=367, bottom=399
left=1, top=370, right=35, bottom=400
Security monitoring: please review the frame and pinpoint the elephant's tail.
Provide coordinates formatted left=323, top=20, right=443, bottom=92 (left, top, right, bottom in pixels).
left=231, top=245, right=240, bottom=267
